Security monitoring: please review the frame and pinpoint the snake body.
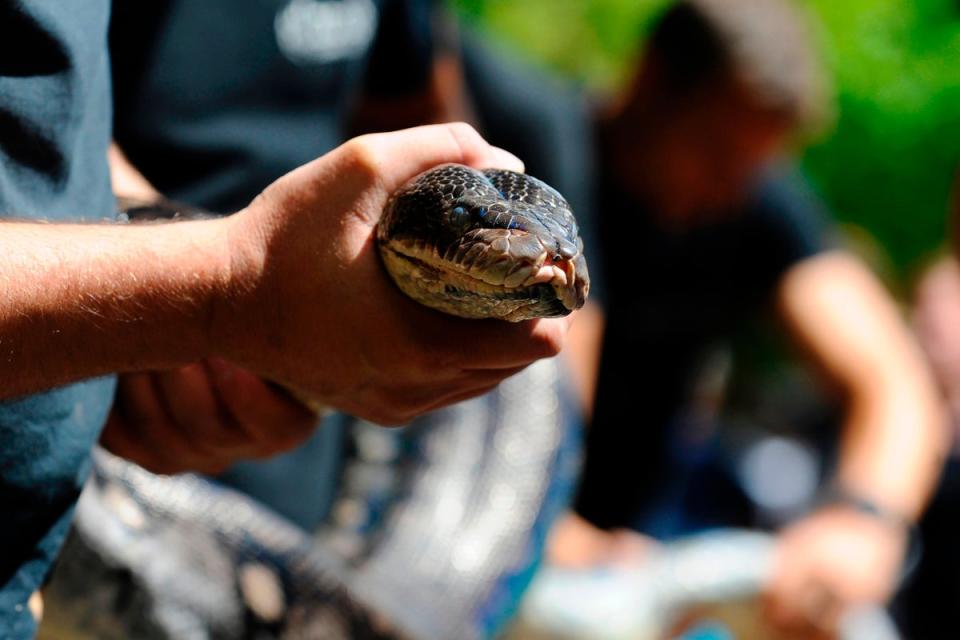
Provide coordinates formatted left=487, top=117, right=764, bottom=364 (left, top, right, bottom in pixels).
left=41, top=360, right=577, bottom=640
left=378, top=165, right=589, bottom=321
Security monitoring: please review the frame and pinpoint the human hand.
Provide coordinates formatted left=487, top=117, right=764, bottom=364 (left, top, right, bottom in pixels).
left=763, top=505, right=906, bottom=639
left=101, top=358, right=318, bottom=475
left=214, top=123, right=570, bottom=425
left=546, top=512, right=658, bottom=570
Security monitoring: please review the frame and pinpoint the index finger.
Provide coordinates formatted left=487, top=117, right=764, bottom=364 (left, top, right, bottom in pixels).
left=417, top=313, right=572, bottom=371
left=344, top=122, right=524, bottom=195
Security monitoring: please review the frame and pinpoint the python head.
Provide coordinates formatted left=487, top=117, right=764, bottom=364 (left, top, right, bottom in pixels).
left=377, top=164, right=590, bottom=322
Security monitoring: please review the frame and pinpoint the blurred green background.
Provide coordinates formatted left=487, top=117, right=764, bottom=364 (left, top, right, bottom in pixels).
left=450, top=0, right=960, bottom=284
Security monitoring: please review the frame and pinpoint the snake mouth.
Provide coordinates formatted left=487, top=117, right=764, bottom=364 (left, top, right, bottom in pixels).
left=381, top=234, right=587, bottom=319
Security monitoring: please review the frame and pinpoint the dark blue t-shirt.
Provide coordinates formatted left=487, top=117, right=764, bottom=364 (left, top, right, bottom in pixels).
left=0, top=1, right=116, bottom=636
left=110, top=0, right=429, bottom=213
left=575, top=167, right=832, bottom=531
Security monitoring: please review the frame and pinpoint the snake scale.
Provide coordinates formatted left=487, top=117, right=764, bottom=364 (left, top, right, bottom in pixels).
left=39, top=166, right=588, bottom=639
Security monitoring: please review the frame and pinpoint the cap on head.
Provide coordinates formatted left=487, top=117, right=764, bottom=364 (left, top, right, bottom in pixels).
left=647, top=0, right=830, bottom=133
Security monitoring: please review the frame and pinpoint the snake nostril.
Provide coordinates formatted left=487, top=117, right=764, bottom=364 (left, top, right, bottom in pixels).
left=556, top=239, right=578, bottom=259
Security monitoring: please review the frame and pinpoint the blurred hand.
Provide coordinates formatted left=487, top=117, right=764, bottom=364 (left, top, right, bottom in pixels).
left=217, top=123, right=570, bottom=425
left=763, top=505, right=906, bottom=639
left=546, top=512, right=658, bottom=569
left=101, top=358, right=318, bottom=475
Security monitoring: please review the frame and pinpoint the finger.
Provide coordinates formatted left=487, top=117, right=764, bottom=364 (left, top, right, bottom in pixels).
left=350, top=366, right=523, bottom=426
left=101, top=409, right=203, bottom=475
left=418, top=315, right=571, bottom=371
left=346, top=122, right=524, bottom=195
left=205, top=358, right=318, bottom=451
left=404, top=365, right=528, bottom=413
left=102, top=374, right=179, bottom=471
left=100, top=411, right=166, bottom=471
left=117, top=372, right=240, bottom=471
left=420, top=381, right=502, bottom=415
left=112, top=372, right=169, bottom=430
left=153, top=363, right=245, bottom=457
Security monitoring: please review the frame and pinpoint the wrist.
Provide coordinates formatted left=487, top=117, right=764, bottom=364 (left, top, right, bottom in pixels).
left=116, top=194, right=261, bottom=363
left=818, top=486, right=913, bottom=530
left=207, top=207, right=273, bottom=364
left=817, top=486, right=922, bottom=578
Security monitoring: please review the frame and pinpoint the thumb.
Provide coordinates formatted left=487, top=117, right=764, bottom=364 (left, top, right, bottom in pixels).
left=338, top=122, right=524, bottom=194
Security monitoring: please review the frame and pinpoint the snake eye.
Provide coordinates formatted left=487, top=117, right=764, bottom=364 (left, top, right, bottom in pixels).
left=451, top=206, right=467, bottom=219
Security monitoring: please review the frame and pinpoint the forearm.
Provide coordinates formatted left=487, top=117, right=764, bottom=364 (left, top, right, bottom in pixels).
left=778, top=252, right=949, bottom=522
left=0, top=218, right=232, bottom=399
left=562, top=301, right=605, bottom=418
left=833, top=364, right=948, bottom=521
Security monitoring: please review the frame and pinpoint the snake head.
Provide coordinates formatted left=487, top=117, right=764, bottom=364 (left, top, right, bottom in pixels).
left=377, top=164, right=589, bottom=322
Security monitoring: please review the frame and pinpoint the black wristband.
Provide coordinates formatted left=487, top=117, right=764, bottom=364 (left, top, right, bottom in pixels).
left=116, top=196, right=217, bottom=222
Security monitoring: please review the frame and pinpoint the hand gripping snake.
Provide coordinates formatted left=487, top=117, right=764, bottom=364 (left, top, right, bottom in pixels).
left=40, top=167, right=589, bottom=639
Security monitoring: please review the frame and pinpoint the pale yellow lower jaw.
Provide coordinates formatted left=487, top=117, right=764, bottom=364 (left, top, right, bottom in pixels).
left=387, top=242, right=572, bottom=291
left=380, top=246, right=563, bottom=322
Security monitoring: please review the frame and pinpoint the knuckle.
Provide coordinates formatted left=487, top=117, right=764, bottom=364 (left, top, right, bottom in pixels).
left=444, top=122, right=484, bottom=161
left=342, top=136, right=382, bottom=182
left=445, top=121, right=481, bottom=143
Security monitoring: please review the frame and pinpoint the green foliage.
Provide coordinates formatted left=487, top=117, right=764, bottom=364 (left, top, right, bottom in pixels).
left=801, top=0, right=960, bottom=274
left=450, top=0, right=960, bottom=277
left=451, top=0, right=668, bottom=89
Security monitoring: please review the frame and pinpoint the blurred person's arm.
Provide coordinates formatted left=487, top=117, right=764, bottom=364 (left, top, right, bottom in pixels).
left=109, top=143, right=161, bottom=200
left=562, top=301, right=605, bottom=418
left=1, top=125, right=568, bottom=473
left=913, top=254, right=960, bottom=438
left=764, top=250, right=948, bottom=635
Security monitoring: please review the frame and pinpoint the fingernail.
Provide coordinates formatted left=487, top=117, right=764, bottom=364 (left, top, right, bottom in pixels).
left=490, top=146, right=525, bottom=173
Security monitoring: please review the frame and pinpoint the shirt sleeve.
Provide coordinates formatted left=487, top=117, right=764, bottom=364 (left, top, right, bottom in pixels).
left=741, top=165, right=837, bottom=295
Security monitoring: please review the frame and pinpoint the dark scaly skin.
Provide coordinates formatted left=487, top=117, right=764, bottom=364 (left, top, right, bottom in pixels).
left=377, top=164, right=590, bottom=322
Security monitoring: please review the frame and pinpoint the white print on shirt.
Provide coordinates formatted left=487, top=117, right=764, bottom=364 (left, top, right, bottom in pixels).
left=275, top=0, right=378, bottom=65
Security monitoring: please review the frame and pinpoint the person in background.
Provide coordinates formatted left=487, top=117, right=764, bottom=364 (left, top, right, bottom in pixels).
left=555, top=0, right=947, bottom=636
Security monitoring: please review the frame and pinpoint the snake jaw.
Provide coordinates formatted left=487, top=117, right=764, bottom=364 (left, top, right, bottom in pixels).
left=380, top=231, right=587, bottom=321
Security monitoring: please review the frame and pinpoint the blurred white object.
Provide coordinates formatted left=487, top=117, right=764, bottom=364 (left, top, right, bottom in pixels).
left=511, top=530, right=900, bottom=640
left=738, top=437, right=820, bottom=519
